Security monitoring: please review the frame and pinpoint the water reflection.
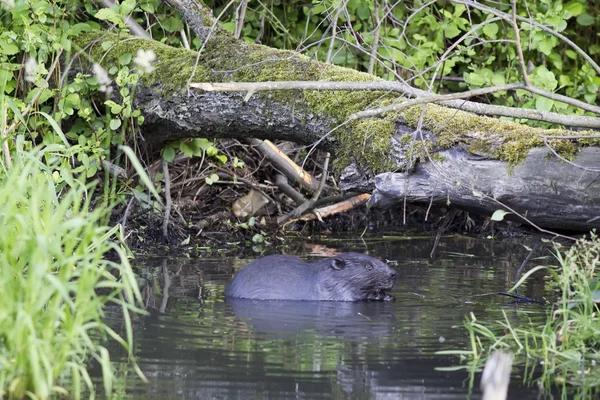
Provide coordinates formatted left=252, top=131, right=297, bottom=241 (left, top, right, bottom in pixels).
left=99, top=235, right=551, bottom=399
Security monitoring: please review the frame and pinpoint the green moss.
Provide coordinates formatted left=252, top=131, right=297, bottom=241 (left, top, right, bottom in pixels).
left=334, top=118, right=397, bottom=172
left=402, top=103, right=596, bottom=168
left=76, top=32, right=212, bottom=92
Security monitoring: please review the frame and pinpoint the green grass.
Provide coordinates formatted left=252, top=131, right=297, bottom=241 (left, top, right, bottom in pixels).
left=0, top=145, right=144, bottom=399
left=441, top=232, right=600, bottom=395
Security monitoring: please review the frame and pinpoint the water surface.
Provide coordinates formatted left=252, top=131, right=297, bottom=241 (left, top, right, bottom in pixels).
left=101, top=235, right=550, bottom=399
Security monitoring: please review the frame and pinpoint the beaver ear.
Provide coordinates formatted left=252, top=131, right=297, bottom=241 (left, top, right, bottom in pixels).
left=331, top=257, right=346, bottom=270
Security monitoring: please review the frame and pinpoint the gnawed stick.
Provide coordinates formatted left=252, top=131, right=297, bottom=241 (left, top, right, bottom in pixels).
left=251, top=139, right=321, bottom=192
left=298, top=193, right=371, bottom=222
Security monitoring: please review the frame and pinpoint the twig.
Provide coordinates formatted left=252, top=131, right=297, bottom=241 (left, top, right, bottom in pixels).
left=513, top=242, right=540, bottom=288
left=326, top=4, right=344, bottom=63
left=162, top=159, right=172, bottom=239
left=478, top=192, right=576, bottom=241
left=542, top=137, right=600, bottom=173
left=216, top=171, right=277, bottom=204
left=120, top=196, right=135, bottom=233
left=234, top=0, right=248, bottom=39
left=191, top=80, right=600, bottom=127
left=277, top=152, right=331, bottom=224
left=298, top=193, right=371, bottom=222
left=101, top=160, right=128, bottom=180
left=511, top=0, right=530, bottom=87
left=368, top=0, right=381, bottom=75
left=350, top=84, right=522, bottom=119
left=251, top=139, right=321, bottom=192
left=275, top=173, right=306, bottom=205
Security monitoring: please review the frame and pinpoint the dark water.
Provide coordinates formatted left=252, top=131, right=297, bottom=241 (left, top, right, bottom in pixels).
left=100, top=235, right=551, bottom=399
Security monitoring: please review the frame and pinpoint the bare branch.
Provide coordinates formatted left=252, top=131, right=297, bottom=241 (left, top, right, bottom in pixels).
left=191, top=80, right=600, bottom=128
left=511, top=0, right=530, bottom=87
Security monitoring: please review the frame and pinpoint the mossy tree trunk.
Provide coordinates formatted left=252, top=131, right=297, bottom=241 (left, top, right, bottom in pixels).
left=80, top=11, right=600, bottom=232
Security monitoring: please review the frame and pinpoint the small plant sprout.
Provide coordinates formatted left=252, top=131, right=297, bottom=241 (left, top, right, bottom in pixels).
left=133, top=49, right=156, bottom=74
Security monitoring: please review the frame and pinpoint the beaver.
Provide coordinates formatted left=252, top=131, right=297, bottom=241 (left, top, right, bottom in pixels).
left=224, top=252, right=397, bottom=301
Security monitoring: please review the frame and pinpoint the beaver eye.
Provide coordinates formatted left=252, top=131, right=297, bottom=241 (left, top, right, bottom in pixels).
left=365, top=263, right=373, bottom=270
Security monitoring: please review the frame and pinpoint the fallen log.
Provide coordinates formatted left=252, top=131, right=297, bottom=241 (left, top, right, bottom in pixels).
left=76, top=2, right=600, bottom=233
left=367, top=147, right=600, bottom=232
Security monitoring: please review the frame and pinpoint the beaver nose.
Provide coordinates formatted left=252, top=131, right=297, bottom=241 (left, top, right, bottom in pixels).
left=390, top=271, right=397, bottom=281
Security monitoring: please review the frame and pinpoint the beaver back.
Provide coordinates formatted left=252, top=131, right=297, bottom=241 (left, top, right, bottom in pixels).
left=224, top=252, right=397, bottom=301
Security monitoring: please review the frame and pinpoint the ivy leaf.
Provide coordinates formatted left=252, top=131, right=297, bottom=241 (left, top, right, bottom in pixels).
left=491, top=210, right=511, bottom=221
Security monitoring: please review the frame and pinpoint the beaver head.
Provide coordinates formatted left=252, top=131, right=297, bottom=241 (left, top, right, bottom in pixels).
left=317, top=252, right=397, bottom=301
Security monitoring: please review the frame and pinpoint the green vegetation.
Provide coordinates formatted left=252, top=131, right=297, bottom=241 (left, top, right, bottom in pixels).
left=1, top=0, right=600, bottom=397
left=0, top=146, right=144, bottom=399
left=449, top=232, right=600, bottom=395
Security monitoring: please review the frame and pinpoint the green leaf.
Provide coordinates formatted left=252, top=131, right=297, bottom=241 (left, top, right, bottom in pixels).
left=0, top=40, right=19, bottom=55
left=109, top=118, right=122, bottom=130
left=357, top=4, right=370, bottom=20
left=564, top=0, right=585, bottom=17
left=491, top=209, right=511, bottom=221
left=482, top=22, right=498, bottom=39
left=535, top=96, right=554, bottom=112
left=205, top=173, right=220, bottom=185
left=206, top=145, right=218, bottom=157
left=161, top=146, right=175, bottom=162
left=215, top=154, right=227, bottom=163
left=35, top=111, right=71, bottom=148
left=119, top=53, right=132, bottom=66
left=464, top=72, right=485, bottom=87
left=193, top=138, right=213, bottom=151
left=95, top=8, right=123, bottom=26
left=179, top=142, right=194, bottom=157
left=68, top=23, right=94, bottom=36
left=444, top=23, right=460, bottom=39
left=162, top=16, right=184, bottom=33
left=121, top=0, right=137, bottom=15
left=105, top=100, right=123, bottom=115
left=576, top=13, right=595, bottom=26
